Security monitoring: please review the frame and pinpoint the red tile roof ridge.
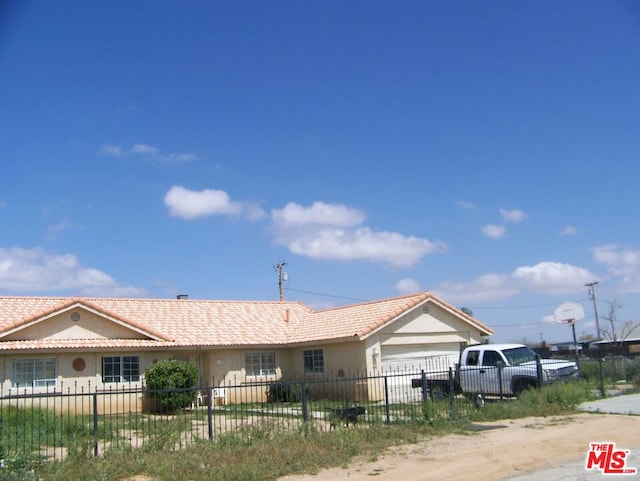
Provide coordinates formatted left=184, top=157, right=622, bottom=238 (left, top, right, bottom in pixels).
left=352, top=292, right=431, bottom=337
left=311, top=291, right=430, bottom=313
left=89, top=297, right=308, bottom=305
left=0, top=297, right=78, bottom=335
left=75, top=298, right=173, bottom=342
left=0, top=297, right=173, bottom=342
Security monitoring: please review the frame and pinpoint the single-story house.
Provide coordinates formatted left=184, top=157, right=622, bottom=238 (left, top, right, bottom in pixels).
left=0, top=291, right=493, bottom=409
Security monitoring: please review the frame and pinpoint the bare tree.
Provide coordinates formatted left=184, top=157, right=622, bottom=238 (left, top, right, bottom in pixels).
left=600, top=299, right=640, bottom=345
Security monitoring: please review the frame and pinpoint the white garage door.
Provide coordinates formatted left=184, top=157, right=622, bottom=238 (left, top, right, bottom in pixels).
left=380, top=344, right=460, bottom=403
left=381, top=344, right=460, bottom=373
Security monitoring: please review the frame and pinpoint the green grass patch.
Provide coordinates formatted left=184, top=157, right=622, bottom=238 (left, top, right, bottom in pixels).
left=29, top=421, right=461, bottom=481
left=468, top=381, right=595, bottom=421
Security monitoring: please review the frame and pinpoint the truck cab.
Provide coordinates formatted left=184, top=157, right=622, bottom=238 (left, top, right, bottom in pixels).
left=457, top=344, right=578, bottom=396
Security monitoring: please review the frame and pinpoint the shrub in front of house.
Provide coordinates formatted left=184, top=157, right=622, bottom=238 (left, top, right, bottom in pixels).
left=144, top=360, right=200, bottom=413
left=266, top=381, right=313, bottom=403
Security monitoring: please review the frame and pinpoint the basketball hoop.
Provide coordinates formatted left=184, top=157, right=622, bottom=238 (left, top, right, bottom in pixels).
left=554, top=302, right=584, bottom=366
left=554, top=302, right=585, bottom=325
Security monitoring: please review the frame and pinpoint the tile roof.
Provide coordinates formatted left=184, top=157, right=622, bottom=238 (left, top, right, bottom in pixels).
left=288, top=291, right=493, bottom=342
left=0, top=292, right=493, bottom=351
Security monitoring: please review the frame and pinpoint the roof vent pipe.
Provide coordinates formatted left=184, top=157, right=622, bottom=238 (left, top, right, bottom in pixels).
left=177, top=294, right=189, bottom=300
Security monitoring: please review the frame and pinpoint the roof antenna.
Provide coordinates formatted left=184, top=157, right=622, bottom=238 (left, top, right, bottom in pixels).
left=274, top=261, right=287, bottom=302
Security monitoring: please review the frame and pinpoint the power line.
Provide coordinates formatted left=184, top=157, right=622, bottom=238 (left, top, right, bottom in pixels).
left=469, top=296, right=600, bottom=312
left=284, top=287, right=369, bottom=303
left=471, top=303, right=562, bottom=311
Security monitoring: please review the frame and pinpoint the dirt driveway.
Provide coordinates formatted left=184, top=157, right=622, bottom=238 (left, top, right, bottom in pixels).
left=280, top=413, right=640, bottom=481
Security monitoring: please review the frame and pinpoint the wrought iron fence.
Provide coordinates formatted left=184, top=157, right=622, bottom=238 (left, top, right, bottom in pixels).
left=0, top=357, right=637, bottom=463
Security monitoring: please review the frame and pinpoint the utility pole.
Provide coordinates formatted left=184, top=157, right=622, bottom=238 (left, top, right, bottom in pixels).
left=275, top=262, right=287, bottom=302
left=585, top=281, right=601, bottom=340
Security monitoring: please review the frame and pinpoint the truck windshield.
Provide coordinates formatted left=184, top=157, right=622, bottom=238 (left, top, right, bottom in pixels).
left=503, top=347, right=537, bottom=366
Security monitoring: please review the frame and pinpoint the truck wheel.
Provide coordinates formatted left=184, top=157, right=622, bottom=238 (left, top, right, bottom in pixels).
left=512, top=379, right=536, bottom=396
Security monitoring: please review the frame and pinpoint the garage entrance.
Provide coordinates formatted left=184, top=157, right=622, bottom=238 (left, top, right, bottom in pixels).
left=380, top=344, right=461, bottom=403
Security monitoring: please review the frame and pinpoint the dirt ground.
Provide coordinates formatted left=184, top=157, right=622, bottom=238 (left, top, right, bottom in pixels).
left=279, top=413, right=640, bottom=481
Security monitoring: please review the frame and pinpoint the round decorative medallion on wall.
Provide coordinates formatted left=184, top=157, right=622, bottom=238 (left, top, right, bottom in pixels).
left=72, top=357, right=86, bottom=372
left=71, top=312, right=81, bottom=322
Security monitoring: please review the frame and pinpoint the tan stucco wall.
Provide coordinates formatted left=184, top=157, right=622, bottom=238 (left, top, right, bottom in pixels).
left=204, top=348, right=286, bottom=404
left=371, top=303, right=485, bottom=350
left=3, top=310, right=148, bottom=341
left=0, top=350, right=211, bottom=412
left=199, top=343, right=368, bottom=403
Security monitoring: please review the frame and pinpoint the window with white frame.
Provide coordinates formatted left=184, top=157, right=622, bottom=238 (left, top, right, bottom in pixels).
left=303, top=349, right=324, bottom=375
left=102, top=356, right=141, bottom=383
left=244, top=351, right=276, bottom=376
left=12, top=358, right=57, bottom=388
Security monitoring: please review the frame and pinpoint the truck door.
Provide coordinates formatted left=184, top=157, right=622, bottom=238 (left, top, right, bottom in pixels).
left=458, top=349, right=481, bottom=394
left=478, top=350, right=506, bottom=395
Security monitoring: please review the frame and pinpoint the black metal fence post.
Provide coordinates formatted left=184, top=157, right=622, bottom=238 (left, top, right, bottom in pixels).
left=207, top=386, right=214, bottom=440
left=300, top=381, right=308, bottom=423
left=498, top=364, right=504, bottom=400
left=383, top=375, right=390, bottom=425
left=599, top=358, right=607, bottom=398
left=420, top=370, right=428, bottom=402
left=448, top=367, right=455, bottom=418
left=93, top=392, right=99, bottom=457
left=536, top=354, right=543, bottom=388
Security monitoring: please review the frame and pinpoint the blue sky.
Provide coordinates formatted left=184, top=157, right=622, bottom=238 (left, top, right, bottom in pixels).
left=1, top=1, right=639, bottom=344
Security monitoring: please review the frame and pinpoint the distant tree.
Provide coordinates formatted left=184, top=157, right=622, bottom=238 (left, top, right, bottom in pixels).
left=461, top=307, right=474, bottom=317
left=600, top=300, right=640, bottom=344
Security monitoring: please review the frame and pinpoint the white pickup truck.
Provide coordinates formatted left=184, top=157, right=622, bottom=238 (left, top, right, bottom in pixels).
left=424, top=343, right=579, bottom=401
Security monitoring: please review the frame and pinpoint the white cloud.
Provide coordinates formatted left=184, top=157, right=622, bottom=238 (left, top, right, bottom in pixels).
left=395, top=278, right=422, bottom=294
left=482, top=224, right=506, bottom=239
left=286, top=228, right=445, bottom=268
left=271, top=202, right=365, bottom=228
left=46, top=222, right=75, bottom=240
left=99, top=144, right=123, bottom=156
left=100, top=143, right=195, bottom=164
left=435, top=262, right=598, bottom=303
left=164, top=186, right=265, bottom=221
left=592, top=244, right=640, bottom=292
left=271, top=201, right=447, bottom=268
left=0, top=247, right=145, bottom=296
left=171, top=153, right=196, bottom=162
left=130, top=143, right=159, bottom=155
left=500, top=208, right=526, bottom=223
left=455, top=200, right=477, bottom=209
left=512, top=262, right=596, bottom=294
left=435, top=273, right=518, bottom=303
left=561, top=225, right=578, bottom=236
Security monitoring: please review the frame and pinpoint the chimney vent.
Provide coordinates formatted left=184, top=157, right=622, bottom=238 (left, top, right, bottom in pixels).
left=177, top=294, right=189, bottom=300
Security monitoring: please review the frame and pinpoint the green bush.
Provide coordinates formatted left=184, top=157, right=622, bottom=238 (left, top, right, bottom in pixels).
left=144, top=360, right=200, bottom=412
left=266, top=382, right=313, bottom=403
